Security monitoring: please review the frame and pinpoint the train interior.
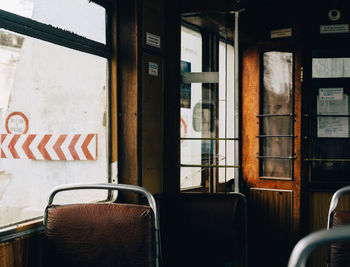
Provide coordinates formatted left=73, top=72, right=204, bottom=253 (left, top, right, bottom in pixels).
left=1, top=0, right=350, bottom=266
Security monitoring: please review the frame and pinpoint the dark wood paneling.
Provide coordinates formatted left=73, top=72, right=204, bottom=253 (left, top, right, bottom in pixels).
left=142, top=54, right=163, bottom=194
left=309, top=191, right=350, bottom=267
left=142, top=0, right=163, bottom=52
left=241, top=46, right=260, bottom=186
left=0, top=233, right=43, bottom=267
left=116, top=0, right=140, bottom=202
left=249, top=188, right=293, bottom=267
left=162, top=0, right=181, bottom=194
left=117, top=0, right=140, bottom=189
left=180, top=0, right=236, bottom=12
left=110, top=1, right=118, bottom=162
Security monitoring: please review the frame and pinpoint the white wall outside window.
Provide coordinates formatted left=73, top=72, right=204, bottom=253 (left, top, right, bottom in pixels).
left=0, top=2, right=108, bottom=228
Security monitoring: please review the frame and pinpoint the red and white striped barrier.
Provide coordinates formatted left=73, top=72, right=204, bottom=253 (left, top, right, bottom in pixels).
left=0, top=134, right=97, bottom=161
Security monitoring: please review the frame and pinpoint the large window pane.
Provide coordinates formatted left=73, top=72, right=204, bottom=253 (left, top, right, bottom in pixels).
left=0, top=30, right=108, bottom=227
left=260, top=51, right=293, bottom=179
left=0, top=0, right=106, bottom=44
left=218, top=41, right=235, bottom=184
left=180, top=26, right=202, bottom=189
left=263, top=52, right=293, bottom=114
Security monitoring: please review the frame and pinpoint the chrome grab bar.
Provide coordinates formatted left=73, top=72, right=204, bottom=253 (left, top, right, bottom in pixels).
left=288, top=226, right=350, bottom=267
left=327, top=185, right=350, bottom=229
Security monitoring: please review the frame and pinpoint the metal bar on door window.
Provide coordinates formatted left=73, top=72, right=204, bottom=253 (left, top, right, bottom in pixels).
left=180, top=164, right=240, bottom=168
left=180, top=137, right=238, bottom=141
left=257, top=113, right=295, bottom=117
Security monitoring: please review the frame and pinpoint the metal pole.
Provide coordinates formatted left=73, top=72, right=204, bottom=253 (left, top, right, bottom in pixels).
left=234, top=11, right=240, bottom=193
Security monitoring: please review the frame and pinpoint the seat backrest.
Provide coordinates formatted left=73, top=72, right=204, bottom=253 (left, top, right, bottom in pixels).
left=158, top=193, right=247, bottom=267
left=43, top=183, right=159, bottom=267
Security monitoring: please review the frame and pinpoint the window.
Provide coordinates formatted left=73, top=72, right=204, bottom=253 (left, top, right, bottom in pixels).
left=0, top=0, right=106, bottom=43
left=0, top=1, right=110, bottom=228
left=307, top=49, right=350, bottom=182
left=180, top=26, right=202, bottom=189
left=180, top=25, right=238, bottom=192
left=259, top=51, right=294, bottom=180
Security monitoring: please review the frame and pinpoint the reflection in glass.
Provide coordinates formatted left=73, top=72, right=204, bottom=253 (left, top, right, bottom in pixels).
left=262, top=159, right=292, bottom=179
left=261, top=51, right=293, bottom=179
left=262, top=117, right=292, bottom=135
left=263, top=52, right=293, bottom=114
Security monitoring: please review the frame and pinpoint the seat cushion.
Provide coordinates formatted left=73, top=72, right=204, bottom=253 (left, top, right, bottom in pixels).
left=44, top=203, right=155, bottom=267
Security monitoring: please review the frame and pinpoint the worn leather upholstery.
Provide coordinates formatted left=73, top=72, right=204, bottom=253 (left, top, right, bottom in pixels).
left=158, top=193, right=247, bottom=267
left=329, top=211, right=350, bottom=267
left=44, top=203, right=156, bottom=267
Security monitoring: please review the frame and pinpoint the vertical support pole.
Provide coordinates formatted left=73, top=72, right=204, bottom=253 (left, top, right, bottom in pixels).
left=234, top=11, right=240, bottom=193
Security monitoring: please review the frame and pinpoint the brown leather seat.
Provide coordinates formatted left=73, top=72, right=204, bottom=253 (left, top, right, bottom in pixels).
left=43, top=184, right=159, bottom=267
left=329, top=211, right=350, bottom=267
left=157, top=193, right=247, bottom=267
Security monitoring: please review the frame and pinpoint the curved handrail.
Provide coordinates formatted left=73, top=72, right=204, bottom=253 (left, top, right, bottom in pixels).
left=288, top=225, right=350, bottom=267
left=327, top=185, right=350, bottom=229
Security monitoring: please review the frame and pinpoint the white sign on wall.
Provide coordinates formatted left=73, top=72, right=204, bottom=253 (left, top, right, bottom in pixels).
left=146, top=32, right=161, bottom=48
left=320, top=24, right=349, bottom=34
left=148, top=62, right=159, bottom=76
left=270, top=28, right=292, bottom=39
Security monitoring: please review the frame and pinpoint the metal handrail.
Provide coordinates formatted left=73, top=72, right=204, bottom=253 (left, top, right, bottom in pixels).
left=288, top=226, right=350, bottom=267
left=327, top=185, right=350, bottom=229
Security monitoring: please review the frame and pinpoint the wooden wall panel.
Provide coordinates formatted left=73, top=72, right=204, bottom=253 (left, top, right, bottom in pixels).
left=117, top=0, right=140, bottom=202
left=249, top=188, right=293, bottom=267
left=142, top=54, right=163, bottom=194
left=142, top=0, right=163, bottom=52
left=241, top=46, right=260, bottom=185
left=140, top=0, right=164, bottom=194
left=162, top=0, right=181, bottom=194
left=110, top=2, right=118, bottom=162
left=309, top=191, right=350, bottom=267
left=0, top=234, right=43, bottom=267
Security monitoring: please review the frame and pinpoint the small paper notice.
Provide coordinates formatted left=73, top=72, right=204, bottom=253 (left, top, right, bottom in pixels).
left=318, top=117, right=349, bottom=138
left=317, top=91, right=349, bottom=137
left=148, top=62, right=159, bottom=76
left=146, top=32, right=161, bottom=48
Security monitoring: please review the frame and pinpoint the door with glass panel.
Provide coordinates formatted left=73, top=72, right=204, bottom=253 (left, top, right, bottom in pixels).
left=241, top=41, right=302, bottom=267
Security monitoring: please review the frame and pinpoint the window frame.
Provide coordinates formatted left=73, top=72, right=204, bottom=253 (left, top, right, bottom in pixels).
left=0, top=0, right=112, bottom=240
left=307, top=47, right=350, bottom=183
